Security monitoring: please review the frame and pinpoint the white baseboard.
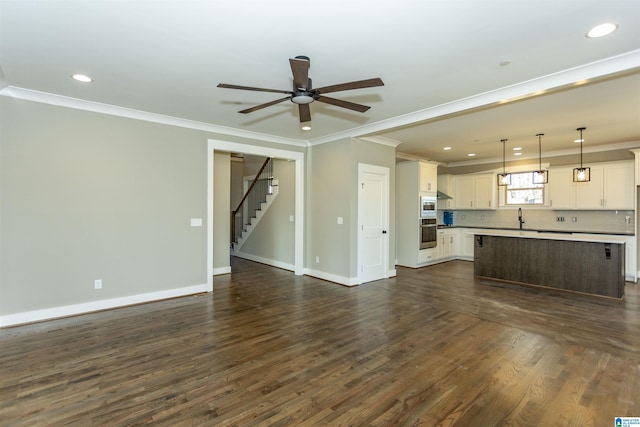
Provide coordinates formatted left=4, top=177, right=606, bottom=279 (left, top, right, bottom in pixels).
left=303, top=268, right=358, bottom=287
left=213, top=266, right=231, bottom=275
left=232, top=251, right=294, bottom=272
left=0, top=283, right=209, bottom=328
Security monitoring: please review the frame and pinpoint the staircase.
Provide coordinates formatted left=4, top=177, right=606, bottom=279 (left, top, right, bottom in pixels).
left=231, top=157, right=278, bottom=253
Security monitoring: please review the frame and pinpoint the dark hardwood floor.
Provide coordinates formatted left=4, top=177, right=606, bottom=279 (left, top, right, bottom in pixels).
left=1, top=258, right=639, bottom=426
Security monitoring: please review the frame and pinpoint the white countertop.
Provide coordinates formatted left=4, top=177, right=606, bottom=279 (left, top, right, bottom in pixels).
left=461, top=228, right=629, bottom=244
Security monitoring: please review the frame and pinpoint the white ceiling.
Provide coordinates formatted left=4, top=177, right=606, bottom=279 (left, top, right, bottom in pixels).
left=1, top=0, right=639, bottom=165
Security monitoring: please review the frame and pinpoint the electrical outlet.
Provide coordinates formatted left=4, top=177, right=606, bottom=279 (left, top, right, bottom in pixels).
left=94, top=279, right=102, bottom=290
left=572, top=217, right=577, bottom=222
left=556, top=216, right=565, bottom=222
left=626, top=216, right=632, bottom=225
left=315, top=256, right=320, bottom=264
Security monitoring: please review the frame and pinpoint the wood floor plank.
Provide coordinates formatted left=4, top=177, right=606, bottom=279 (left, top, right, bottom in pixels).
left=1, top=258, right=639, bottom=426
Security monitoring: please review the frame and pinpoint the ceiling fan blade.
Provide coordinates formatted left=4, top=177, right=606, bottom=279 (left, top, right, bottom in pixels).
left=238, top=96, right=291, bottom=114
left=218, top=83, right=291, bottom=95
left=289, top=58, right=310, bottom=89
left=298, top=104, right=311, bottom=122
left=314, top=78, right=384, bottom=95
left=316, top=95, right=371, bottom=113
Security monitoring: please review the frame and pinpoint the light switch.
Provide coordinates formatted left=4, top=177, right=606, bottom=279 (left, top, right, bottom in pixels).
left=289, top=215, right=294, bottom=222
left=191, top=218, right=203, bottom=227
left=337, top=217, right=343, bottom=225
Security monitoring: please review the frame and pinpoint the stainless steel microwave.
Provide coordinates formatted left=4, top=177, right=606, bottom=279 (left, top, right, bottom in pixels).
left=420, top=195, right=437, bottom=219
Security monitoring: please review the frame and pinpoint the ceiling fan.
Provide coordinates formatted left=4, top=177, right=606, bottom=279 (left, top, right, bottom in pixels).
left=217, top=56, right=384, bottom=123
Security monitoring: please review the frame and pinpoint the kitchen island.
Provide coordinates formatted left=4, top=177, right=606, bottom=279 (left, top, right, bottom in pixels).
left=473, top=230, right=626, bottom=298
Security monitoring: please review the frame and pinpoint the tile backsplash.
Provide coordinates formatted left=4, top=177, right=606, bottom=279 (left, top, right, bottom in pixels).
left=441, top=209, right=635, bottom=235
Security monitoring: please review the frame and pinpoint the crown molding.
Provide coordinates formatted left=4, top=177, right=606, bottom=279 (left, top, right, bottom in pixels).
left=0, top=86, right=308, bottom=149
left=356, top=135, right=403, bottom=148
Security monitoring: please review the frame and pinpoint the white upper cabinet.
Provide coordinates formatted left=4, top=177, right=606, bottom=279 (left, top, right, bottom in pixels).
left=603, top=162, right=634, bottom=209
left=419, top=162, right=438, bottom=193
left=575, top=167, right=604, bottom=209
left=453, top=174, right=495, bottom=209
left=453, top=175, right=474, bottom=209
left=548, top=168, right=575, bottom=209
left=549, top=161, right=633, bottom=210
left=473, top=174, right=495, bottom=209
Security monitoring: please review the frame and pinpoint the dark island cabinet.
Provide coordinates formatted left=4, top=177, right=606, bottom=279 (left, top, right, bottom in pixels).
left=474, top=235, right=625, bottom=298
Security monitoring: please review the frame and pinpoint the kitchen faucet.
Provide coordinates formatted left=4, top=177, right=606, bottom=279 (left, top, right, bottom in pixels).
left=518, top=208, right=525, bottom=230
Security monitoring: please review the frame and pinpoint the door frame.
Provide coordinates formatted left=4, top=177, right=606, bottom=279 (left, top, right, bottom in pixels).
left=357, top=163, right=390, bottom=284
left=207, top=139, right=305, bottom=291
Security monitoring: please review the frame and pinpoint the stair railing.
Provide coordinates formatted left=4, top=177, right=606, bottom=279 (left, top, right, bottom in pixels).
left=231, top=157, right=274, bottom=245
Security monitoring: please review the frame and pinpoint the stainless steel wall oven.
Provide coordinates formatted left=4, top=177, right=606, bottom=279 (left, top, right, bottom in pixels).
left=419, top=195, right=437, bottom=249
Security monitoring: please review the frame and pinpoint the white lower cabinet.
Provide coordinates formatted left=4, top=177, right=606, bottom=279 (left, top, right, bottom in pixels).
left=437, top=229, right=458, bottom=260
left=460, top=230, right=475, bottom=260
left=624, top=236, right=637, bottom=283
left=418, top=247, right=438, bottom=264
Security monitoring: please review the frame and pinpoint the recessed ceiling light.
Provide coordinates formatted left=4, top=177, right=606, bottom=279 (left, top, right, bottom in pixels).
left=514, top=152, right=522, bottom=156
left=586, top=22, right=618, bottom=38
left=301, top=125, right=311, bottom=131
left=71, top=74, right=93, bottom=83
left=443, top=146, right=452, bottom=151
left=467, top=153, right=476, bottom=157
left=513, top=147, right=522, bottom=151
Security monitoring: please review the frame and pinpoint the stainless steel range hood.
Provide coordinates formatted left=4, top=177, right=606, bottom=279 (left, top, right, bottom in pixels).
left=437, top=190, right=452, bottom=200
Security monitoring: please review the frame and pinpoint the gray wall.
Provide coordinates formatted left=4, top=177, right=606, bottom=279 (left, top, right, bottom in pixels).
left=306, top=138, right=397, bottom=281
left=1, top=97, right=208, bottom=315
left=306, top=139, right=352, bottom=278
left=0, top=95, right=398, bottom=319
left=0, top=97, right=305, bottom=317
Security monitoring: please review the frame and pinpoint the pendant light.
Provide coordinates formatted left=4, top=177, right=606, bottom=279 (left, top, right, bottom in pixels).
left=573, top=127, right=590, bottom=182
left=532, top=133, right=549, bottom=184
left=497, top=138, right=511, bottom=186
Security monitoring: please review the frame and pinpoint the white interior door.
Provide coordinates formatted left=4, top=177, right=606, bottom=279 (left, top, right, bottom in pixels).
left=358, top=163, right=390, bottom=284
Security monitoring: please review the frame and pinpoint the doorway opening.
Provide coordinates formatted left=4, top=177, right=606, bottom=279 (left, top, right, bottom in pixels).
left=207, top=139, right=305, bottom=291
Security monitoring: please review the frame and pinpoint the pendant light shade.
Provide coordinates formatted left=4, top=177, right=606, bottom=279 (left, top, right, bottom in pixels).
left=573, top=127, right=590, bottom=182
left=532, top=133, right=548, bottom=184
left=497, top=138, right=511, bottom=186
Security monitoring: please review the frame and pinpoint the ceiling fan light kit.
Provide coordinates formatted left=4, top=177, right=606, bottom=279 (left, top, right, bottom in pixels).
left=218, top=56, right=384, bottom=124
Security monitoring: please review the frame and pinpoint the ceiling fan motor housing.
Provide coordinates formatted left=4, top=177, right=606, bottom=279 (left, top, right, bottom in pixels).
left=291, top=77, right=316, bottom=104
